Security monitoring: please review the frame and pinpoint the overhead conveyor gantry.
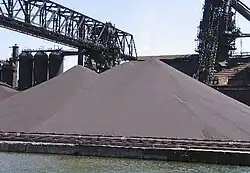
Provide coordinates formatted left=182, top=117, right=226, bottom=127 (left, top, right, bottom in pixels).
left=0, top=0, right=137, bottom=73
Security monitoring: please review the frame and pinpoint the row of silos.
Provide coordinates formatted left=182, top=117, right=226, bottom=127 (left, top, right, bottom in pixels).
left=19, top=52, right=64, bottom=91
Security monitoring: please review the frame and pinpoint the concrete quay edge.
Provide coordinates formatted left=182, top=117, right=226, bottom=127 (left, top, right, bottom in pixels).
left=0, top=140, right=250, bottom=166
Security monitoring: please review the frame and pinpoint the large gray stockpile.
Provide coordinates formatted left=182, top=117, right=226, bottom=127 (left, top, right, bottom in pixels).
left=0, top=65, right=97, bottom=131
left=0, top=82, right=18, bottom=100
left=1, top=59, right=250, bottom=140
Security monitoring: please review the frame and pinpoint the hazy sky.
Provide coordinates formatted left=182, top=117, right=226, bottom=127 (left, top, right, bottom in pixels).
left=0, top=0, right=250, bottom=70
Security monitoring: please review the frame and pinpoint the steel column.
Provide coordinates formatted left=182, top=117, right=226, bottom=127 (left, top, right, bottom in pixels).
left=77, top=48, right=84, bottom=66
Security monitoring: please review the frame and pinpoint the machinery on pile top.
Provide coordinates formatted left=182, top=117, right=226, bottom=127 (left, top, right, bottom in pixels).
left=196, top=0, right=250, bottom=84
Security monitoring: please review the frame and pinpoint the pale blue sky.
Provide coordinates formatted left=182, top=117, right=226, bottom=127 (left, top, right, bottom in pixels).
left=0, top=0, right=250, bottom=70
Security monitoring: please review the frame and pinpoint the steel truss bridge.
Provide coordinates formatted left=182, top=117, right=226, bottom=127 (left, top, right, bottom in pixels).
left=196, top=0, right=250, bottom=84
left=0, top=0, right=137, bottom=73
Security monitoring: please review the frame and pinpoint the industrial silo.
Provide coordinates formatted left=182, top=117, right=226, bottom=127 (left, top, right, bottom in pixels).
left=33, top=52, right=48, bottom=86
left=48, top=52, right=64, bottom=79
left=0, top=62, right=3, bottom=82
left=18, top=52, right=33, bottom=90
left=1, top=61, right=14, bottom=87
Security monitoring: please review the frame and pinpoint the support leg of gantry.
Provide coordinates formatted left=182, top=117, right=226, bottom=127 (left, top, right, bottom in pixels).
left=78, top=48, right=84, bottom=66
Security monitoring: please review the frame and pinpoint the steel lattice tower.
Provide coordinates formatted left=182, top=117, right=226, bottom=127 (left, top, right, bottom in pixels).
left=196, top=0, right=236, bottom=84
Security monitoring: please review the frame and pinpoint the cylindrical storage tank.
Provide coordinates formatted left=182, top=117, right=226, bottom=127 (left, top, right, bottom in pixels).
left=18, top=52, right=33, bottom=90
left=33, top=52, right=48, bottom=86
left=0, top=63, right=3, bottom=82
left=1, top=62, right=13, bottom=87
left=48, top=52, right=64, bottom=79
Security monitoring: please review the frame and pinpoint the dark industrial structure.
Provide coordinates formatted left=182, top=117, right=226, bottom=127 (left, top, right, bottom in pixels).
left=19, top=49, right=66, bottom=90
left=0, top=59, right=13, bottom=87
left=33, top=52, right=49, bottom=86
left=0, top=45, right=66, bottom=91
left=48, top=52, right=64, bottom=79
left=196, top=0, right=250, bottom=84
left=0, top=0, right=137, bottom=90
left=0, top=0, right=137, bottom=73
left=139, top=54, right=200, bottom=77
left=0, top=0, right=250, bottom=107
left=139, top=54, right=250, bottom=106
left=0, top=44, right=18, bottom=87
left=19, top=52, right=33, bottom=90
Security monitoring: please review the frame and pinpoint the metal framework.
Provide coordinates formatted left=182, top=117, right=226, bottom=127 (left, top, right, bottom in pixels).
left=196, top=0, right=250, bottom=84
left=0, top=0, right=137, bottom=72
left=232, top=0, right=250, bottom=22
left=196, top=0, right=236, bottom=84
left=22, top=48, right=82, bottom=56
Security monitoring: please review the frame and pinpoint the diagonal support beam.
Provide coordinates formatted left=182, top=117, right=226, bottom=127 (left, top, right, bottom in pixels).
left=232, top=0, right=250, bottom=22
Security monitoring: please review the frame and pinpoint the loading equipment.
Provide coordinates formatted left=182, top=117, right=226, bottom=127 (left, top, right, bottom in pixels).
left=0, top=0, right=137, bottom=73
left=196, top=0, right=250, bottom=84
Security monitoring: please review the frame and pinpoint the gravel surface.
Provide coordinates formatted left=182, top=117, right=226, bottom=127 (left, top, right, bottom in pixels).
left=0, top=66, right=98, bottom=132
left=0, top=82, right=18, bottom=100
left=1, top=60, right=250, bottom=140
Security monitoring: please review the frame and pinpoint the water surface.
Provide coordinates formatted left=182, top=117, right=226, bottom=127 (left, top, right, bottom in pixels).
left=0, top=152, right=250, bottom=173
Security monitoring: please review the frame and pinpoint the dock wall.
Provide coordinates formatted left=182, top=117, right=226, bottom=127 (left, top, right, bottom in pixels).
left=0, top=132, right=250, bottom=166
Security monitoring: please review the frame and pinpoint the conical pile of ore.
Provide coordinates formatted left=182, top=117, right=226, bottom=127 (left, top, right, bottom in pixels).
left=0, top=82, right=18, bottom=101
left=0, top=59, right=250, bottom=140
